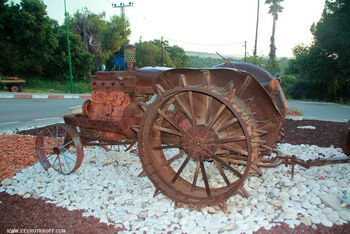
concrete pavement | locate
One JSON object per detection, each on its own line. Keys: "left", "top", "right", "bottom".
{"left": 0, "top": 92, "right": 349, "bottom": 123}
{"left": 0, "top": 92, "right": 91, "bottom": 99}
{"left": 288, "top": 100, "right": 350, "bottom": 122}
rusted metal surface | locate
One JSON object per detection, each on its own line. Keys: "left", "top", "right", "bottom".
{"left": 64, "top": 114, "right": 140, "bottom": 140}
{"left": 150, "top": 68, "right": 285, "bottom": 150}
{"left": 214, "top": 62, "right": 288, "bottom": 116}
{"left": 32, "top": 43, "right": 350, "bottom": 212}
{"left": 341, "top": 120, "right": 350, "bottom": 156}
{"left": 259, "top": 154, "right": 350, "bottom": 179}
{"left": 138, "top": 80, "right": 258, "bottom": 206}
{"left": 35, "top": 124, "right": 84, "bottom": 175}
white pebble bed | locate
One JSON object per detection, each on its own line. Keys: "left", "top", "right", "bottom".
{"left": 1, "top": 143, "right": 350, "bottom": 233}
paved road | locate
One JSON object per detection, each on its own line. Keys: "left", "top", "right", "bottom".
{"left": 0, "top": 98, "right": 349, "bottom": 133}
{"left": 288, "top": 100, "right": 350, "bottom": 122}
{"left": 0, "top": 99, "right": 85, "bottom": 133}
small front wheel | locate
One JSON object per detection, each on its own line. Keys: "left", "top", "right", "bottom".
{"left": 35, "top": 124, "right": 84, "bottom": 175}
{"left": 10, "top": 85, "right": 20, "bottom": 92}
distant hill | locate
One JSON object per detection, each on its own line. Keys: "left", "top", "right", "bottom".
{"left": 185, "top": 51, "right": 220, "bottom": 58}
{"left": 186, "top": 51, "right": 243, "bottom": 68}
{"left": 186, "top": 51, "right": 242, "bottom": 60}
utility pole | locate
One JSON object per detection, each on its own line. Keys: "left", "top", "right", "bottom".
{"left": 112, "top": 2, "right": 134, "bottom": 17}
{"left": 253, "top": 0, "right": 260, "bottom": 60}
{"left": 244, "top": 41, "right": 247, "bottom": 62}
{"left": 64, "top": 0, "right": 74, "bottom": 93}
{"left": 161, "top": 36, "right": 164, "bottom": 67}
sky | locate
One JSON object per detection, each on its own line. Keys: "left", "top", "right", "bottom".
{"left": 13, "top": 0, "right": 326, "bottom": 58}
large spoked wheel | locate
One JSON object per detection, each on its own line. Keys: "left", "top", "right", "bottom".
{"left": 138, "top": 80, "right": 260, "bottom": 206}
{"left": 35, "top": 124, "right": 84, "bottom": 175}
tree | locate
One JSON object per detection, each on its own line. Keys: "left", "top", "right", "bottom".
{"left": 135, "top": 41, "right": 172, "bottom": 67}
{"left": 164, "top": 44, "right": 189, "bottom": 68}
{"left": 45, "top": 23, "right": 94, "bottom": 80}
{"left": 0, "top": 0, "right": 58, "bottom": 76}
{"left": 135, "top": 40, "right": 189, "bottom": 68}
{"left": 72, "top": 9, "right": 131, "bottom": 71}
{"left": 285, "top": 0, "right": 350, "bottom": 102}
{"left": 265, "top": 0, "right": 284, "bottom": 60}
{"left": 253, "top": 0, "right": 260, "bottom": 58}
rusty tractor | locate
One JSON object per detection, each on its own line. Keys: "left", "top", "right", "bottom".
{"left": 35, "top": 45, "right": 350, "bottom": 211}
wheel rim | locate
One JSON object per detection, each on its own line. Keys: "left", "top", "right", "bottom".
{"left": 139, "top": 85, "right": 258, "bottom": 205}
{"left": 35, "top": 124, "right": 84, "bottom": 175}
{"left": 11, "top": 86, "right": 19, "bottom": 92}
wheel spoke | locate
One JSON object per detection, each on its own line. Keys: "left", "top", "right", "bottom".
{"left": 153, "top": 144, "right": 183, "bottom": 150}
{"left": 214, "top": 160, "right": 230, "bottom": 186}
{"left": 207, "top": 104, "right": 226, "bottom": 130}
{"left": 211, "top": 155, "right": 243, "bottom": 178}
{"left": 206, "top": 135, "right": 246, "bottom": 144}
{"left": 220, "top": 144, "right": 248, "bottom": 156}
{"left": 40, "top": 146, "right": 55, "bottom": 150}
{"left": 65, "top": 148, "right": 76, "bottom": 154}
{"left": 61, "top": 152, "right": 76, "bottom": 163}
{"left": 205, "top": 96, "right": 212, "bottom": 125}
{"left": 46, "top": 128, "right": 55, "bottom": 139}
{"left": 167, "top": 151, "right": 185, "bottom": 164}
{"left": 44, "top": 153, "right": 56, "bottom": 160}
{"left": 57, "top": 155, "right": 63, "bottom": 172}
{"left": 188, "top": 91, "right": 196, "bottom": 125}
{"left": 221, "top": 154, "right": 248, "bottom": 161}
{"left": 153, "top": 125, "right": 183, "bottom": 136}
{"left": 52, "top": 156, "right": 58, "bottom": 168}
{"left": 171, "top": 155, "right": 190, "bottom": 183}
{"left": 200, "top": 161, "right": 211, "bottom": 196}
{"left": 174, "top": 94, "right": 193, "bottom": 125}
{"left": 171, "top": 109, "right": 178, "bottom": 120}
{"left": 191, "top": 161, "right": 200, "bottom": 191}
{"left": 62, "top": 153, "right": 71, "bottom": 172}
{"left": 55, "top": 125, "right": 59, "bottom": 142}
{"left": 158, "top": 108, "right": 184, "bottom": 134}
{"left": 59, "top": 140, "right": 74, "bottom": 149}
{"left": 217, "top": 118, "right": 238, "bottom": 133}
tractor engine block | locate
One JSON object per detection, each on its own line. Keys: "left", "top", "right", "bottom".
{"left": 82, "top": 45, "right": 139, "bottom": 139}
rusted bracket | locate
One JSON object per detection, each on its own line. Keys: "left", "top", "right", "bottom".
{"left": 259, "top": 155, "right": 350, "bottom": 179}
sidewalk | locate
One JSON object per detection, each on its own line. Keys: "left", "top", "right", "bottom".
{"left": 0, "top": 92, "right": 91, "bottom": 99}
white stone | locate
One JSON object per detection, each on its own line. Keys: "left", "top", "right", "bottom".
{"left": 280, "top": 191, "right": 290, "bottom": 201}
{"left": 339, "top": 211, "right": 350, "bottom": 221}
{"left": 242, "top": 207, "right": 251, "bottom": 217}
{"left": 18, "top": 190, "right": 26, "bottom": 196}
{"left": 326, "top": 211, "right": 339, "bottom": 223}
{"left": 297, "top": 126, "right": 316, "bottom": 130}
{"left": 1, "top": 179, "right": 12, "bottom": 186}
{"left": 322, "top": 207, "right": 333, "bottom": 214}
{"left": 320, "top": 216, "right": 333, "bottom": 227}
{"left": 219, "top": 223, "right": 236, "bottom": 232}
{"left": 284, "top": 209, "right": 298, "bottom": 219}
{"left": 300, "top": 216, "right": 312, "bottom": 226}
{"left": 311, "top": 216, "right": 321, "bottom": 224}
{"left": 310, "top": 197, "right": 321, "bottom": 205}
{"left": 283, "top": 180, "right": 294, "bottom": 187}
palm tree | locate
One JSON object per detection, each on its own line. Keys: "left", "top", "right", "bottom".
{"left": 265, "top": 0, "right": 284, "bottom": 60}
{"left": 253, "top": 0, "right": 260, "bottom": 59}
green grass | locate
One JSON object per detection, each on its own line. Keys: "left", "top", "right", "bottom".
{"left": 4, "top": 77, "right": 92, "bottom": 94}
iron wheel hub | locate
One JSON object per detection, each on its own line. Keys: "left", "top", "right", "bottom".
{"left": 182, "top": 125, "right": 217, "bottom": 161}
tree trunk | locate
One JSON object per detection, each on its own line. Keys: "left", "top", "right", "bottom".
{"left": 253, "top": 0, "right": 260, "bottom": 59}
{"left": 269, "top": 14, "right": 277, "bottom": 60}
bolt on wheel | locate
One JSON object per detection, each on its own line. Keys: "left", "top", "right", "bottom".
{"left": 138, "top": 81, "right": 260, "bottom": 206}
{"left": 35, "top": 124, "right": 84, "bottom": 175}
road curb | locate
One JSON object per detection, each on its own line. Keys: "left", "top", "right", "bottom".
{"left": 0, "top": 93, "right": 91, "bottom": 99}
